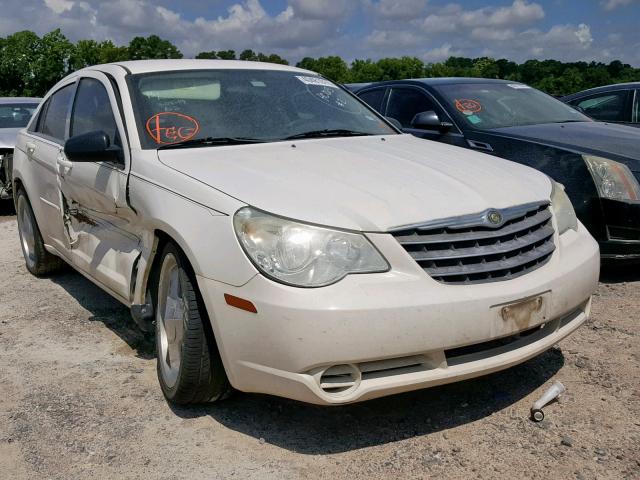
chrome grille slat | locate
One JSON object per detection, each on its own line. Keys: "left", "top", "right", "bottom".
{"left": 394, "top": 209, "right": 552, "bottom": 245}
{"left": 424, "top": 241, "right": 555, "bottom": 277}
{"left": 409, "top": 226, "right": 554, "bottom": 261}
{"left": 391, "top": 203, "right": 555, "bottom": 285}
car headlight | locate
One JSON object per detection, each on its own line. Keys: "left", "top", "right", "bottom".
{"left": 233, "top": 207, "right": 389, "bottom": 287}
{"left": 583, "top": 155, "right": 640, "bottom": 202}
{"left": 551, "top": 181, "right": 578, "bottom": 234}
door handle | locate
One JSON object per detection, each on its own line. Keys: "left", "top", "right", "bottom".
{"left": 26, "top": 142, "right": 36, "bottom": 156}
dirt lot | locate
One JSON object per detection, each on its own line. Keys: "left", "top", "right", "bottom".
{"left": 0, "top": 208, "right": 638, "bottom": 480}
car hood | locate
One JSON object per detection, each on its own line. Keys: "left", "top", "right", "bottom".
{"left": 157, "top": 134, "right": 551, "bottom": 231}
{"left": 0, "top": 128, "right": 20, "bottom": 149}
{"left": 488, "top": 122, "right": 640, "bottom": 169}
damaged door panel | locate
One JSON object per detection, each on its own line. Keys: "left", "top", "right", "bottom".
{"left": 56, "top": 73, "right": 140, "bottom": 303}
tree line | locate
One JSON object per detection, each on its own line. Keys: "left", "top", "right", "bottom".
{"left": 1, "top": 29, "right": 638, "bottom": 97}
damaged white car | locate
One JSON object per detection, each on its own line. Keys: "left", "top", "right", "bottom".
{"left": 0, "top": 97, "right": 40, "bottom": 201}
{"left": 13, "top": 60, "right": 599, "bottom": 405}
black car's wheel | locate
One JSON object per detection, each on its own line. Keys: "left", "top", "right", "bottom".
{"left": 154, "top": 242, "right": 232, "bottom": 404}
{"left": 15, "top": 189, "right": 63, "bottom": 276}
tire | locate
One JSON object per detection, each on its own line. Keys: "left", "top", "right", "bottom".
{"left": 15, "top": 189, "right": 64, "bottom": 276}
{"left": 154, "top": 242, "right": 232, "bottom": 404}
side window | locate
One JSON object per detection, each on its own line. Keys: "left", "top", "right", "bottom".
{"left": 386, "top": 88, "right": 437, "bottom": 128}
{"left": 39, "top": 84, "right": 74, "bottom": 141}
{"left": 633, "top": 91, "right": 639, "bottom": 123}
{"left": 70, "top": 78, "right": 119, "bottom": 146}
{"left": 575, "top": 91, "right": 629, "bottom": 122}
{"left": 29, "top": 99, "right": 50, "bottom": 133}
{"left": 358, "top": 88, "right": 386, "bottom": 113}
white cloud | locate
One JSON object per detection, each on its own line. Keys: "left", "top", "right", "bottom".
{"left": 44, "top": 0, "right": 74, "bottom": 14}
{"left": 601, "top": 0, "right": 635, "bottom": 11}
{"left": 422, "top": 43, "right": 461, "bottom": 62}
{"left": 369, "top": 0, "right": 429, "bottom": 20}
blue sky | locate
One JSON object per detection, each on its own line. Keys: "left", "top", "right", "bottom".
{"left": 1, "top": 0, "right": 639, "bottom": 65}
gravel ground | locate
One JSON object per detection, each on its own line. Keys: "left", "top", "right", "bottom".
{"left": 1, "top": 208, "right": 639, "bottom": 480}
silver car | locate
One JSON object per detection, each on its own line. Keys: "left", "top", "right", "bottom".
{"left": 0, "top": 97, "right": 40, "bottom": 200}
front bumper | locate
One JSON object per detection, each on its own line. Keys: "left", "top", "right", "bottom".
{"left": 198, "top": 223, "right": 599, "bottom": 405}
{"left": 599, "top": 198, "right": 640, "bottom": 262}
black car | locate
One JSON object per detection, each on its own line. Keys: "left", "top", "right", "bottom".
{"left": 562, "top": 82, "right": 639, "bottom": 127}
{"left": 347, "top": 78, "right": 640, "bottom": 262}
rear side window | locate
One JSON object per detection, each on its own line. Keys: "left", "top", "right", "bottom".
{"left": 633, "top": 91, "right": 639, "bottom": 123}
{"left": 71, "top": 78, "right": 119, "bottom": 145}
{"left": 386, "top": 88, "right": 437, "bottom": 128}
{"left": 574, "top": 91, "right": 629, "bottom": 122}
{"left": 38, "top": 84, "right": 74, "bottom": 141}
{"left": 358, "top": 88, "right": 386, "bottom": 113}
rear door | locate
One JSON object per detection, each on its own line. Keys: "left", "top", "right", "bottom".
{"left": 571, "top": 90, "right": 632, "bottom": 124}
{"left": 23, "top": 81, "right": 76, "bottom": 251}
{"left": 57, "top": 72, "right": 140, "bottom": 303}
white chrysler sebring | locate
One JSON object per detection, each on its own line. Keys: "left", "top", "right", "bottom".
{"left": 12, "top": 60, "right": 599, "bottom": 405}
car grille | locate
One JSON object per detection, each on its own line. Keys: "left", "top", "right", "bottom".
{"left": 390, "top": 203, "right": 555, "bottom": 285}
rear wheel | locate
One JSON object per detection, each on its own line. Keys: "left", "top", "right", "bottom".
{"left": 16, "top": 189, "right": 63, "bottom": 276}
{"left": 154, "top": 242, "right": 231, "bottom": 404}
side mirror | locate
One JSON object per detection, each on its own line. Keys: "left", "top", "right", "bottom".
{"left": 64, "top": 130, "right": 122, "bottom": 163}
{"left": 411, "top": 110, "right": 453, "bottom": 133}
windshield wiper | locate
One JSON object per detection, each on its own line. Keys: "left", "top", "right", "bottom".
{"left": 283, "top": 129, "right": 372, "bottom": 140}
{"left": 158, "top": 137, "right": 267, "bottom": 150}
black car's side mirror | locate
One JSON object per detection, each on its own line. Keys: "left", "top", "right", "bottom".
{"left": 411, "top": 111, "right": 453, "bottom": 133}
{"left": 64, "top": 130, "right": 123, "bottom": 164}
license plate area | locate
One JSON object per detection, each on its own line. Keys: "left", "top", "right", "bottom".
{"left": 495, "top": 293, "right": 550, "bottom": 332}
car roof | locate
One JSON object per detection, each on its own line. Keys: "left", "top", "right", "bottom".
{"left": 348, "top": 77, "right": 522, "bottom": 91}
{"left": 0, "top": 97, "right": 41, "bottom": 104}
{"left": 94, "top": 59, "right": 313, "bottom": 76}
{"left": 561, "top": 82, "right": 640, "bottom": 101}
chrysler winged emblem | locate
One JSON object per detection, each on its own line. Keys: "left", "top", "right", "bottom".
{"left": 487, "top": 210, "right": 503, "bottom": 226}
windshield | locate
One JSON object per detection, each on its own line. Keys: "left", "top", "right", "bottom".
{"left": 435, "top": 83, "right": 590, "bottom": 130}
{"left": 0, "top": 103, "right": 39, "bottom": 129}
{"left": 128, "top": 69, "right": 395, "bottom": 148}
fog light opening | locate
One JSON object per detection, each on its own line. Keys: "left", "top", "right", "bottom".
{"left": 318, "top": 364, "right": 361, "bottom": 396}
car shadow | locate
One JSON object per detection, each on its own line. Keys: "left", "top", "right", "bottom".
{"left": 49, "top": 270, "right": 155, "bottom": 359}
{"left": 170, "top": 347, "right": 565, "bottom": 455}
{"left": 600, "top": 263, "right": 640, "bottom": 284}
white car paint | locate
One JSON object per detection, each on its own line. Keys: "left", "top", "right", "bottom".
{"left": 12, "top": 60, "right": 599, "bottom": 405}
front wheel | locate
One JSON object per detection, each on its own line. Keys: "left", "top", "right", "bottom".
{"left": 15, "top": 189, "right": 63, "bottom": 276}
{"left": 154, "top": 242, "right": 232, "bottom": 404}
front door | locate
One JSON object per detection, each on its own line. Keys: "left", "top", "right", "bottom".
{"left": 57, "top": 73, "right": 140, "bottom": 303}
{"left": 385, "top": 86, "right": 467, "bottom": 147}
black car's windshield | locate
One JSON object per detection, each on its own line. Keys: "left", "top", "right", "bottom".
{"left": 0, "top": 103, "right": 39, "bottom": 129}
{"left": 128, "top": 69, "right": 395, "bottom": 149}
{"left": 435, "top": 83, "right": 590, "bottom": 130}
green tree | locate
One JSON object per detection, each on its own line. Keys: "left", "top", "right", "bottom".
{"left": 350, "top": 59, "right": 384, "bottom": 82}
{"left": 376, "top": 56, "right": 425, "bottom": 80}
{"left": 296, "top": 56, "right": 350, "bottom": 83}
{"left": 70, "top": 39, "right": 129, "bottom": 70}
{"left": 216, "top": 50, "right": 236, "bottom": 60}
{"left": 127, "top": 35, "right": 182, "bottom": 60}
{"left": 195, "top": 50, "right": 218, "bottom": 59}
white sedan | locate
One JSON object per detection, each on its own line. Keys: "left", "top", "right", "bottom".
{"left": 12, "top": 60, "right": 599, "bottom": 405}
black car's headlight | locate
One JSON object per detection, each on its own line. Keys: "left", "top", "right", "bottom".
{"left": 234, "top": 207, "right": 389, "bottom": 287}
{"left": 583, "top": 155, "right": 640, "bottom": 202}
{"left": 551, "top": 181, "right": 578, "bottom": 234}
